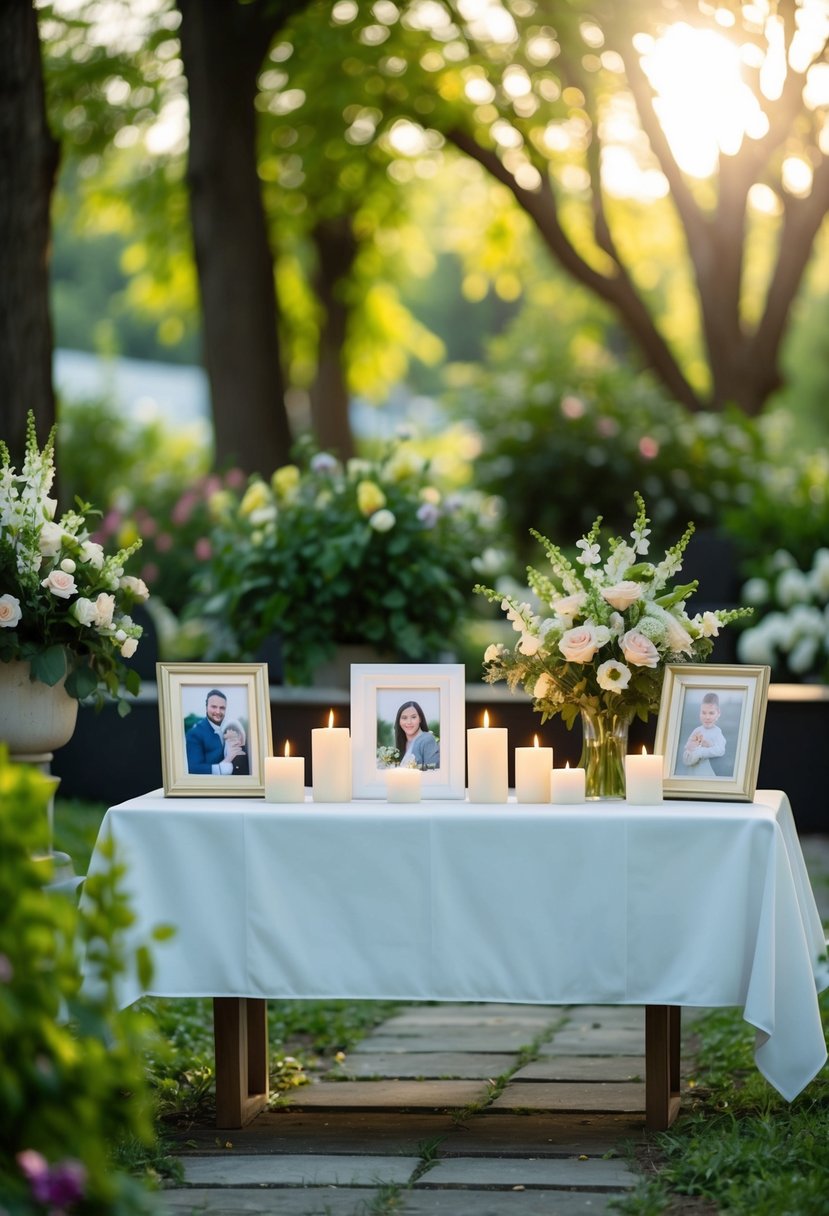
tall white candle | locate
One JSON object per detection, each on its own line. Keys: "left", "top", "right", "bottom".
{"left": 515, "top": 735, "right": 553, "bottom": 803}
{"left": 551, "top": 762, "right": 586, "bottom": 805}
{"left": 385, "top": 766, "right": 422, "bottom": 803}
{"left": 265, "top": 740, "right": 305, "bottom": 803}
{"left": 312, "top": 710, "right": 351, "bottom": 802}
{"left": 467, "top": 710, "right": 508, "bottom": 803}
{"left": 625, "top": 746, "right": 663, "bottom": 804}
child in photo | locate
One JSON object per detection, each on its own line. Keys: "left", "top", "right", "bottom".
{"left": 675, "top": 692, "right": 726, "bottom": 777}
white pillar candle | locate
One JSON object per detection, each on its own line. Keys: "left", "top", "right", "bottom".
{"left": 312, "top": 710, "right": 352, "bottom": 802}
{"left": 265, "top": 741, "right": 305, "bottom": 803}
{"left": 515, "top": 735, "right": 553, "bottom": 804}
{"left": 551, "top": 762, "right": 586, "bottom": 805}
{"left": 385, "top": 766, "right": 422, "bottom": 803}
{"left": 625, "top": 747, "right": 664, "bottom": 804}
{"left": 467, "top": 710, "right": 508, "bottom": 803}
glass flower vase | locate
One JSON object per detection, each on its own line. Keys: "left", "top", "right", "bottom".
{"left": 578, "top": 707, "right": 632, "bottom": 800}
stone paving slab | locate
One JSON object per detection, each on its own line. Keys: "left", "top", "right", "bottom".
{"left": 167, "top": 1111, "right": 457, "bottom": 1155}
{"left": 555, "top": 1007, "right": 644, "bottom": 1029}
{"left": 179, "top": 1153, "right": 420, "bottom": 1187}
{"left": 513, "top": 1057, "right": 644, "bottom": 1083}
{"left": 399, "top": 1190, "right": 624, "bottom": 1215}
{"left": 441, "top": 1112, "right": 642, "bottom": 1157}
{"left": 538, "top": 1029, "right": 644, "bottom": 1057}
{"left": 159, "top": 1185, "right": 387, "bottom": 1215}
{"left": 329, "top": 1052, "right": 518, "bottom": 1079}
{"left": 381, "top": 1007, "right": 564, "bottom": 1029}
{"left": 414, "top": 1156, "right": 637, "bottom": 1190}
{"left": 283, "top": 1080, "right": 488, "bottom": 1109}
{"left": 356, "top": 1032, "right": 546, "bottom": 1053}
{"left": 490, "top": 1082, "right": 644, "bottom": 1114}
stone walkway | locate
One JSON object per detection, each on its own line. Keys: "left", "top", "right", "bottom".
{"left": 158, "top": 837, "right": 829, "bottom": 1216}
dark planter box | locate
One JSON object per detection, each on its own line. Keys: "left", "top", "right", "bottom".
{"left": 52, "top": 683, "right": 829, "bottom": 834}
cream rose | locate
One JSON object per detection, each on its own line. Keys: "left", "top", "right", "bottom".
{"left": 119, "top": 575, "right": 150, "bottom": 601}
{"left": 600, "top": 581, "right": 642, "bottom": 611}
{"left": 620, "top": 629, "right": 660, "bottom": 668}
{"left": 0, "top": 594, "right": 22, "bottom": 627}
{"left": 93, "top": 592, "right": 116, "bottom": 628}
{"left": 71, "top": 597, "right": 98, "bottom": 627}
{"left": 558, "top": 622, "right": 608, "bottom": 663}
{"left": 41, "top": 569, "right": 77, "bottom": 599}
{"left": 120, "top": 637, "right": 139, "bottom": 658}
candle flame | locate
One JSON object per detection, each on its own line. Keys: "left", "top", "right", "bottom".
{"left": 564, "top": 761, "right": 570, "bottom": 770}
{"left": 284, "top": 740, "right": 291, "bottom": 757}
{"left": 483, "top": 709, "right": 490, "bottom": 728}
{"left": 328, "top": 709, "right": 335, "bottom": 728}
{"left": 642, "top": 745, "right": 648, "bottom": 756}
{"left": 533, "top": 734, "right": 539, "bottom": 748}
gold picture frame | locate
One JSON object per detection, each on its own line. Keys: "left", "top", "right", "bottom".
{"left": 654, "top": 664, "right": 770, "bottom": 801}
{"left": 157, "top": 663, "right": 272, "bottom": 797}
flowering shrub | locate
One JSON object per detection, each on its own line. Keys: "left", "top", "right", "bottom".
{"left": 0, "top": 414, "right": 148, "bottom": 707}
{"left": 191, "top": 437, "right": 498, "bottom": 684}
{"left": 476, "top": 494, "right": 751, "bottom": 727}
{"left": 737, "top": 549, "right": 829, "bottom": 681}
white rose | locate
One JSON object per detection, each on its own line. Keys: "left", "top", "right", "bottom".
{"left": 0, "top": 594, "right": 22, "bottom": 628}
{"left": 620, "top": 629, "right": 660, "bottom": 668}
{"left": 120, "top": 574, "right": 150, "bottom": 601}
{"left": 80, "top": 541, "right": 105, "bottom": 570}
{"left": 120, "top": 637, "right": 139, "bottom": 658}
{"left": 94, "top": 592, "right": 116, "bottom": 628}
{"left": 600, "top": 581, "right": 642, "bottom": 611}
{"left": 553, "top": 592, "right": 587, "bottom": 620}
{"left": 38, "top": 520, "right": 64, "bottom": 557}
{"left": 41, "top": 569, "right": 77, "bottom": 599}
{"left": 71, "top": 598, "right": 98, "bottom": 627}
{"left": 369, "top": 509, "right": 396, "bottom": 532}
{"left": 559, "top": 622, "right": 608, "bottom": 664}
{"left": 518, "top": 633, "right": 541, "bottom": 656}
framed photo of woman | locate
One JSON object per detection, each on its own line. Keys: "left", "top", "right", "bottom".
{"left": 350, "top": 664, "right": 465, "bottom": 799}
{"left": 157, "top": 662, "right": 272, "bottom": 797}
{"left": 653, "top": 664, "right": 770, "bottom": 801}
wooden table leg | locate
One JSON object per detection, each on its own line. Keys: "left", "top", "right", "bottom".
{"left": 645, "top": 1005, "right": 681, "bottom": 1130}
{"left": 213, "top": 997, "right": 269, "bottom": 1128}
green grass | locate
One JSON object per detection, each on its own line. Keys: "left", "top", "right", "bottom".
{"left": 614, "top": 987, "right": 829, "bottom": 1216}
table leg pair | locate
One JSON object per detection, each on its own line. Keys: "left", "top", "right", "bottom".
{"left": 212, "top": 999, "right": 682, "bottom": 1131}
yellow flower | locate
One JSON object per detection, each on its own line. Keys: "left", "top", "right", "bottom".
{"left": 117, "top": 520, "right": 140, "bottom": 548}
{"left": 208, "top": 489, "right": 234, "bottom": 522}
{"left": 239, "top": 480, "right": 272, "bottom": 517}
{"left": 384, "top": 447, "right": 424, "bottom": 482}
{"left": 356, "top": 480, "right": 386, "bottom": 516}
{"left": 420, "top": 485, "right": 441, "bottom": 505}
{"left": 271, "top": 464, "right": 300, "bottom": 501}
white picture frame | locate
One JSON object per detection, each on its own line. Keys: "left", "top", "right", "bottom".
{"left": 653, "top": 663, "right": 770, "bottom": 802}
{"left": 350, "top": 663, "right": 466, "bottom": 799}
{"left": 157, "top": 662, "right": 273, "bottom": 797}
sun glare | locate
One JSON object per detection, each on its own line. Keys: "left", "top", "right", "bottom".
{"left": 640, "top": 23, "right": 768, "bottom": 177}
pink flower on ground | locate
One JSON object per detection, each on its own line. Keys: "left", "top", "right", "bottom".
{"left": 155, "top": 532, "right": 173, "bottom": 553}
{"left": 638, "top": 436, "right": 660, "bottom": 459}
{"left": 194, "top": 537, "right": 212, "bottom": 561}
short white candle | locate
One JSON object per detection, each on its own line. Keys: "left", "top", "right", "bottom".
{"left": 515, "top": 735, "right": 553, "bottom": 803}
{"left": 551, "top": 762, "right": 586, "bottom": 805}
{"left": 467, "top": 710, "right": 508, "bottom": 803}
{"left": 265, "top": 741, "right": 305, "bottom": 803}
{"left": 312, "top": 710, "right": 351, "bottom": 802}
{"left": 625, "top": 746, "right": 663, "bottom": 804}
{"left": 385, "top": 766, "right": 422, "bottom": 803}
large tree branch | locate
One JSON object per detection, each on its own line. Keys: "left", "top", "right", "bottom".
{"left": 446, "top": 126, "right": 702, "bottom": 410}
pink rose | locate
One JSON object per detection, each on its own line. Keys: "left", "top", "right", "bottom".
{"left": 41, "top": 569, "right": 77, "bottom": 599}
{"left": 559, "top": 623, "right": 607, "bottom": 663}
{"left": 600, "top": 581, "right": 642, "bottom": 611}
{"left": 620, "top": 629, "right": 660, "bottom": 668}
{"left": 0, "top": 594, "right": 21, "bottom": 627}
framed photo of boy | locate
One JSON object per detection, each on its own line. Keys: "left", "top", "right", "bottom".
{"left": 157, "top": 662, "right": 273, "bottom": 797}
{"left": 351, "top": 663, "right": 465, "bottom": 799}
{"left": 654, "top": 664, "right": 771, "bottom": 802}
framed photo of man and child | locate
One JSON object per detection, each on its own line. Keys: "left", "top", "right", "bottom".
{"left": 157, "top": 663, "right": 273, "bottom": 796}
{"left": 654, "top": 664, "right": 770, "bottom": 801}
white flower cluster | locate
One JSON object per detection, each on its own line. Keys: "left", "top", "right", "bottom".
{"left": 477, "top": 494, "right": 748, "bottom": 723}
{"left": 0, "top": 414, "right": 148, "bottom": 700}
{"left": 738, "top": 549, "right": 829, "bottom": 678}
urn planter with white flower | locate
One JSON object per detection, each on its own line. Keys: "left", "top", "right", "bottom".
{"left": 0, "top": 414, "right": 148, "bottom": 763}
{"left": 476, "top": 494, "right": 750, "bottom": 799}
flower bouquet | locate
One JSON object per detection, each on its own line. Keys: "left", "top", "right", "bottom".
{"left": 475, "top": 494, "right": 750, "bottom": 797}
{"left": 0, "top": 414, "right": 148, "bottom": 709}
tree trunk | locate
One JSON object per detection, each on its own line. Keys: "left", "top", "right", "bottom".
{"left": 308, "top": 216, "right": 357, "bottom": 460}
{"left": 0, "top": 0, "right": 59, "bottom": 462}
{"left": 178, "top": 0, "right": 292, "bottom": 477}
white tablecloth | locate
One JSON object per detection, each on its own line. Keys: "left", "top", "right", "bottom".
{"left": 82, "top": 789, "right": 828, "bottom": 1102}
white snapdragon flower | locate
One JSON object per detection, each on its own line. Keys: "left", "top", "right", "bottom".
{"left": 575, "top": 537, "right": 601, "bottom": 566}
{"left": 596, "top": 659, "right": 632, "bottom": 691}
{"left": 518, "top": 633, "right": 542, "bottom": 656}
{"left": 484, "top": 643, "right": 507, "bottom": 663}
{"left": 38, "top": 520, "right": 64, "bottom": 557}
{"left": 695, "top": 611, "right": 721, "bottom": 638}
{"left": 80, "top": 541, "right": 105, "bottom": 570}
{"left": 0, "top": 593, "right": 22, "bottom": 628}
{"left": 552, "top": 592, "right": 587, "bottom": 620}
{"left": 119, "top": 575, "right": 150, "bottom": 601}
